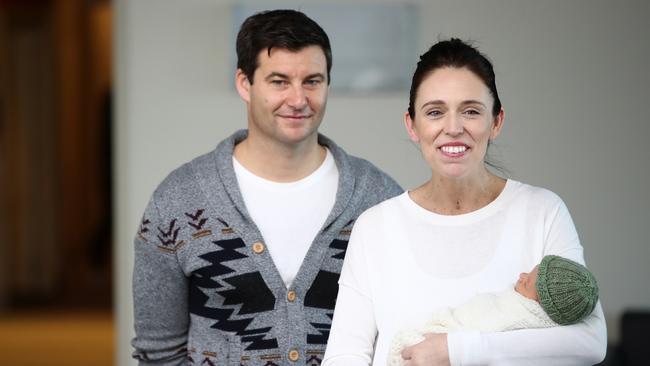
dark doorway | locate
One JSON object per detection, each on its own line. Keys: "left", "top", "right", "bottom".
{"left": 0, "top": 0, "right": 113, "bottom": 314}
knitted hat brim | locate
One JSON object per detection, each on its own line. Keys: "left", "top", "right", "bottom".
{"left": 536, "top": 255, "right": 566, "bottom": 324}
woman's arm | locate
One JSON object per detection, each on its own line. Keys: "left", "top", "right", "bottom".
{"left": 446, "top": 192, "right": 607, "bottom": 365}
{"left": 323, "top": 213, "right": 379, "bottom": 366}
{"left": 446, "top": 303, "right": 606, "bottom": 365}
{"left": 322, "top": 284, "right": 378, "bottom": 366}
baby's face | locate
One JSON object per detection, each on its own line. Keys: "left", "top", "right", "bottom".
{"left": 515, "top": 265, "right": 540, "bottom": 301}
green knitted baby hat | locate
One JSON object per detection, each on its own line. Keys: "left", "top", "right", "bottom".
{"left": 536, "top": 255, "right": 599, "bottom": 325}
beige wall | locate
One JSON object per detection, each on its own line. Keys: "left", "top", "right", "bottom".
{"left": 115, "top": 0, "right": 650, "bottom": 364}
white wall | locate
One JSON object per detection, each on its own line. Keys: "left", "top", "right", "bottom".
{"left": 115, "top": 0, "right": 650, "bottom": 364}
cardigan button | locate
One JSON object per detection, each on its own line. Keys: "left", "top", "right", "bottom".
{"left": 252, "top": 242, "right": 265, "bottom": 254}
{"left": 287, "top": 290, "right": 296, "bottom": 302}
{"left": 288, "top": 349, "right": 299, "bottom": 362}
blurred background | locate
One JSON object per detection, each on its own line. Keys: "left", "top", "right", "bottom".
{"left": 2, "top": 0, "right": 650, "bottom": 365}
{"left": 0, "top": 0, "right": 113, "bottom": 364}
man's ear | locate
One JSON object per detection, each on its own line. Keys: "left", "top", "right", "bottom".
{"left": 235, "top": 69, "right": 251, "bottom": 103}
{"left": 404, "top": 112, "right": 420, "bottom": 143}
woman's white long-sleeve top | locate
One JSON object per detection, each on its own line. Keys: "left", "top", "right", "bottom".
{"left": 322, "top": 180, "right": 607, "bottom": 366}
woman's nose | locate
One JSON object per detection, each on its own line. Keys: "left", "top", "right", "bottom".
{"left": 443, "top": 115, "right": 463, "bottom": 135}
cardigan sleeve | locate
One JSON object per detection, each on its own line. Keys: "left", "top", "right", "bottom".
{"left": 131, "top": 195, "right": 189, "bottom": 365}
{"left": 447, "top": 194, "right": 607, "bottom": 365}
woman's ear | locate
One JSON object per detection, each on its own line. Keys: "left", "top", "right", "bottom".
{"left": 404, "top": 112, "right": 420, "bottom": 143}
{"left": 235, "top": 69, "right": 251, "bottom": 103}
{"left": 490, "top": 108, "right": 505, "bottom": 140}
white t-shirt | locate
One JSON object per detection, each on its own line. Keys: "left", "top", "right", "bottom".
{"left": 323, "top": 180, "right": 606, "bottom": 366}
{"left": 233, "top": 149, "right": 338, "bottom": 288}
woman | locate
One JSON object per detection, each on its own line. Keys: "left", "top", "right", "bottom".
{"left": 322, "top": 39, "right": 606, "bottom": 366}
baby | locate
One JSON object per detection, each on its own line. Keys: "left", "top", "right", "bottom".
{"left": 387, "top": 255, "right": 599, "bottom": 366}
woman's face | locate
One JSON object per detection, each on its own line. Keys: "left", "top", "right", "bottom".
{"left": 404, "top": 67, "right": 504, "bottom": 180}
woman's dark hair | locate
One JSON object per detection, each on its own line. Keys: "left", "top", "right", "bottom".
{"left": 236, "top": 9, "right": 332, "bottom": 84}
{"left": 408, "top": 38, "right": 502, "bottom": 119}
{"left": 408, "top": 38, "right": 508, "bottom": 175}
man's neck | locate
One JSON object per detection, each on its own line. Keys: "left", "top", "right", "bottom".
{"left": 233, "top": 133, "right": 326, "bottom": 183}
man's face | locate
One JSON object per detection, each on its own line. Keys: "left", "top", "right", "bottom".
{"left": 236, "top": 45, "right": 329, "bottom": 147}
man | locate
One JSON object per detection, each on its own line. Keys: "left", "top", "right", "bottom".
{"left": 132, "top": 9, "right": 401, "bottom": 365}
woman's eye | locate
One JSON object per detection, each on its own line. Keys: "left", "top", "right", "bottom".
{"left": 464, "top": 109, "right": 481, "bottom": 116}
{"left": 426, "top": 110, "right": 443, "bottom": 117}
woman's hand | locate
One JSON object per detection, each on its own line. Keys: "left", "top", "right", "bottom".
{"left": 400, "top": 333, "right": 451, "bottom": 366}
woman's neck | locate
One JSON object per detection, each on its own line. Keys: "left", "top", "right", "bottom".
{"left": 410, "top": 170, "right": 506, "bottom": 215}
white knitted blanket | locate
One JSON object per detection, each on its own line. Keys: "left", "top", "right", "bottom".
{"left": 386, "top": 289, "right": 558, "bottom": 366}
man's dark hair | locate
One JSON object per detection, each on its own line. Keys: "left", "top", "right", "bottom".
{"left": 236, "top": 9, "right": 332, "bottom": 84}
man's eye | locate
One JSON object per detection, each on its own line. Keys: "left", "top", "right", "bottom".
{"left": 464, "top": 109, "right": 481, "bottom": 116}
{"left": 270, "top": 80, "right": 287, "bottom": 86}
{"left": 304, "top": 79, "right": 322, "bottom": 87}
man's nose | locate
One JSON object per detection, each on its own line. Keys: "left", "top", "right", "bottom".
{"left": 287, "top": 85, "right": 307, "bottom": 109}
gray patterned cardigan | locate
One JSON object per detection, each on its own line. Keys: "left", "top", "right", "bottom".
{"left": 132, "top": 130, "right": 402, "bottom": 366}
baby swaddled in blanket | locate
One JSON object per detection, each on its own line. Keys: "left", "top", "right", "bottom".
{"left": 387, "top": 255, "right": 599, "bottom": 366}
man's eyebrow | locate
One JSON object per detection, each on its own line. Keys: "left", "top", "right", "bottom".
{"left": 264, "top": 72, "right": 326, "bottom": 81}
{"left": 304, "top": 73, "right": 325, "bottom": 80}
{"left": 265, "top": 72, "right": 289, "bottom": 81}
